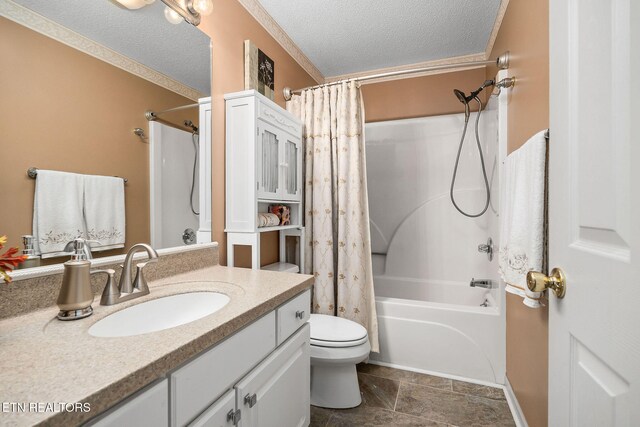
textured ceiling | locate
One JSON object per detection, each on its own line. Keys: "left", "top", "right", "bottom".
{"left": 12, "top": 0, "right": 211, "bottom": 95}
{"left": 257, "top": 0, "right": 501, "bottom": 77}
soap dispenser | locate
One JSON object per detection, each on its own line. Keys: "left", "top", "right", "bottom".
{"left": 56, "top": 238, "right": 113, "bottom": 320}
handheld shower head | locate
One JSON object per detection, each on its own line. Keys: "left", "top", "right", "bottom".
{"left": 453, "top": 80, "right": 496, "bottom": 105}
{"left": 184, "top": 120, "right": 198, "bottom": 134}
{"left": 454, "top": 89, "right": 468, "bottom": 104}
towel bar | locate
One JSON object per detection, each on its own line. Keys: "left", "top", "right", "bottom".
{"left": 27, "top": 167, "right": 128, "bottom": 183}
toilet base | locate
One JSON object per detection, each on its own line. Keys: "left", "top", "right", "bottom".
{"left": 310, "top": 363, "right": 362, "bottom": 409}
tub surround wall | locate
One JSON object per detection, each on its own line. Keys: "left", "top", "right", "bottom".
{"left": 0, "top": 244, "right": 219, "bottom": 320}
{"left": 366, "top": 112, "right": 500, "bottom": 284}
{"left": 486, "top": 0, "right": 550, "bottom": 425}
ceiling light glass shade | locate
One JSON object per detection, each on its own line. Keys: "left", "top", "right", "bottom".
{"left": 191, "top": 0, "right": 213, "bottom": 16}
{"left": 164, "top": 6, "right": 183, "bottom": 24}
{"left": 113, "top": 0, "right": 155, "bottom": 9}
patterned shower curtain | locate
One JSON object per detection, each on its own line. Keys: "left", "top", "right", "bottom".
{"left": 287, "top": 81, "right": 379, "bottom": 352}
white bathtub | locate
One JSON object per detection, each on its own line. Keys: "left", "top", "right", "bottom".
{"left": 371, "top": 275, "right": 506, "bottom": 385}
{"left": 365, "top": 86, "right": 508, "bottom": 386}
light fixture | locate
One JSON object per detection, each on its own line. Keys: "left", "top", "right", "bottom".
{"left": 159, "top": 0, "right": 213, "bottom": 26}
{"left": 164, "top": 5, "right": 183, "bottom": 24}
{"left": 191, "top": 0, "right": 213, "bottom": 16}
{"left": 112, "top": 0, "right": 155, "bottom": 10}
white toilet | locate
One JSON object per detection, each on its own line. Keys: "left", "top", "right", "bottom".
{"left": 309, "top": 314, "right": 371, "bottom": 409}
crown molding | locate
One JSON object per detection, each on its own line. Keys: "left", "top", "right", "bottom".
{"left": 0, "top": 0, "right": 203, "bottom": 101}
{"left": 237, "top": 0, "right": 508, "bottom": 88}
{"left": 324, "top": 52, "right": 488, "bottom": 86}
{"left": 236, "top": 0, "right": 324, "bottom": 84}
{"left": 485, "top": 0, "right": 510, "bottom": 58}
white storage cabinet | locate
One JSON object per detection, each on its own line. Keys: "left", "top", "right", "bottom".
{"left": 225, "top": 90, "right": 305, "bottom": 271}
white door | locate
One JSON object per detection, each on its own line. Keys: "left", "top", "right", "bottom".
{"left": 549, "top": 0, "right": 640, "bottom": 426}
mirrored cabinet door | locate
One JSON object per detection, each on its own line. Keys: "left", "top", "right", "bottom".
{"left": 257, "top": 122, "right": 281, "bottom": 200}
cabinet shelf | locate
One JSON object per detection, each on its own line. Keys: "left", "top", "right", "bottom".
{"left": 256, "top": 224, "right": 301, "bottom": 233}
{"left": 257, "top": 198, "right": 302, "bottom": 204}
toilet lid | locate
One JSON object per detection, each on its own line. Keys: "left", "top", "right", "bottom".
{"left": 309, "top": 314, "right": 368, "bottom": 348}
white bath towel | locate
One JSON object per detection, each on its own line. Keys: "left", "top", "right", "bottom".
{"left": 499, "top": 130, "right": 547, "bottom": 308}
{"left": 83, "top": 175, "right": 126, "bottom": 251}
{"left": 32, "top": 170, "right": 85, "bottom": 258}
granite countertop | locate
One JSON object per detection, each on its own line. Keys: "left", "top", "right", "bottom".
{"left": 0, "top": 265, "right": 313, "bottom": 426}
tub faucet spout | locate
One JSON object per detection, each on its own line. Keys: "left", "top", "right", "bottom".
{"left": 470, "top": 278, "right": 494, "bottom": 289}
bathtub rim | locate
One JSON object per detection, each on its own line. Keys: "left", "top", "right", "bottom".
{"left": 375, "top": 293, "right": 500, "bottom": 316}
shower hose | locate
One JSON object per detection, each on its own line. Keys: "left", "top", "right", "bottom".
{"left": 190, "top": 132, "right": 200, "bottom": 216}
{"left": 449, "top": 97, "right": 491, "bottom": 218}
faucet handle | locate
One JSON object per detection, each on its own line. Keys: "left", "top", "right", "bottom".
{"left": 132, "top": 262, "right": 153, "bottom": 295}
{"left": 92, "top": 269, "right": 118, "bottom": 306}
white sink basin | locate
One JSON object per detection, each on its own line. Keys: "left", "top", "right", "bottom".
{"left": 88, "top": 292, "right": 230, "bottom": 338}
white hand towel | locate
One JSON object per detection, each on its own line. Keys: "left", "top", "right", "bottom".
{"left": 32, "top": 170, "right": 85, "bottom": 258}
{"left": 499, "top": 130, "right": 547, "bottom": 308}
{"left": 83, "top": 175, "right": 125, "bottom": 251}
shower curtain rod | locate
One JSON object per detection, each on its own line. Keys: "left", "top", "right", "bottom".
{"left": 283, "top": 52, "right": 511, "bottom": 101}
{"left": 145, "top": 102, "right": 198, "bottom": 121}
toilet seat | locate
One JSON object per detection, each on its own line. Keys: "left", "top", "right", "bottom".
{"left": 310, "top": 336, "right": 369, "bottom": 348}
{"left": 309, "top": 314, "right": 368, "bottom": 348}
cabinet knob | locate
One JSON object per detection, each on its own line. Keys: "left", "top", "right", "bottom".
{"left": 227, "top": 409, "right": 241, "bottom": 425}
{"left": 295, "top": 310, "right": 305, "bottom": 319}
{"left": 244, "top": 393, "right": 258, "bottom": 408}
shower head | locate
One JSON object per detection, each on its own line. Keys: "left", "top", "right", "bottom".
{"left": 184, "top": 120, "right": 198, "bottom": 134}
{"left": 453, "top": 79, "right": 496, "bottom": 105}
{"left": 453, "top": 89, "right": 467, "bottom": 104}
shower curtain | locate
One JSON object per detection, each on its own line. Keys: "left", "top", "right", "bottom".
{"left": 287, "top": 81, "right": 379, "bottom": 352}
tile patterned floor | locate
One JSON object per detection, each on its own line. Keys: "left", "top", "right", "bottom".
{"left": 310, "top": 364, "right": 515, "bottom": 427}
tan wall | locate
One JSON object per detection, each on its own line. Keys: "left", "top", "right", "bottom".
{"left": 0, "top": 17, "right": 195, "bottom": 262}
{"left": 198, "top": 0, "right": 317, "bottom": 267}
{"left": 487, "top": 0, "right": 550, "bottom": 426}
{"left": 362, "top": 68, "right": 488, "bottom": 123}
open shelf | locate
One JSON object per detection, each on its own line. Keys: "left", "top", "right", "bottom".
{"left": 262, "top": 262, "right": 300, "bottom": 273}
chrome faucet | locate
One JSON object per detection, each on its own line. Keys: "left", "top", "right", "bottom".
{"left": 100, "top": 243, "right": 159, "bottom": 306}
{"left": 64, "top": 239, "right": 99, "bottom": 260}
{"left": 470, "top": 278, "right": 494, "bottom": 289}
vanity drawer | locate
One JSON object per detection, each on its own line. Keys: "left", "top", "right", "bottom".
{"left": 171, "top": 311, "right": 276, "bottom": 426}
{"left": 276, "top": 289, "right": 311, "bottom": 345}
{"left": 258, "top": 100, "right": 302, "bottom": 137}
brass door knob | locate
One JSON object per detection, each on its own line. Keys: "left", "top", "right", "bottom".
{"left": 526, "top": 268, "right": 567, "bottom": 298}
